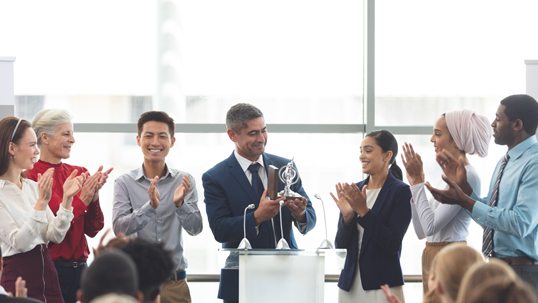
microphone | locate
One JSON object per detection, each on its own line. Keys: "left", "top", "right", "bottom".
{"left": 238, "top": 204, "right": 256, "bottom": 249}
{"left": 276, "top": 200, "right": 290, "bottom": 249}
{"left": 314, "top": 194, "right": 334, "bottom": 249}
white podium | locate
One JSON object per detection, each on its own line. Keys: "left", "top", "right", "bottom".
{"left": 220, "top": 248, "right": 346, "bottom": 303}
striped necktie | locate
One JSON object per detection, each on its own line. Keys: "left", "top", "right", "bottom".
{"left": 482, "top": 152, "right": 510, "bottom": 258}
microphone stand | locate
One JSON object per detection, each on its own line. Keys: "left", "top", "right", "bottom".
{"left": 238, "top": 204, "right": 255, "bottom": 249}
{"left": 314, "top": 194, "right": 334, "bottom": 249}
{"left": 276, "top": 200, "right": 290, "bottom": 249}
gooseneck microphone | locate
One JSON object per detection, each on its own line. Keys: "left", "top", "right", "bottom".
{"left": 314, "top": 194, "right": 334, "bottom": 249}
{"left": 238, "top": 204, "right": 256, "bottom": 249}
{"left": 276, "top": 200, "right": 290, "bottom": 249}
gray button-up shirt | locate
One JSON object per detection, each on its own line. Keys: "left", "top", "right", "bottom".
{"left": 112, "top": 165, "right": 203, "bottom": 271}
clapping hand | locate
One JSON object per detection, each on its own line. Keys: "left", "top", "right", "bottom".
{"left": 436, "top": 150, "right": 467, "bottom": 186}
{"left": 35, "top": 168, "right": 54, "bottom": 211}
{"left": 173, "top": 175, "right": 191, "bottom": 207}
{"left": 341, "top": 182, "right": 369, "bottom": 217}
{"left": 148, "top": 176, "right": 160, "bottom": 209}
{"left": 93, "top": 229, "right": 129, "bottom": 256}
{"left": 401, "top": 143, "right": 425, "bottom": 186}
{"left": 330, "top": 183, "right": 355, "bottom": 224}
{"left": 63, "top": 169, "right": 84, "bottom": 198}
{"left": 80, "top": 170, "right": 101, "bottom": 206}
{"left": 7, "top": 277, "right": 28, "bottom": 298}
{"left": 90, "top": 166, "right": 114, "bottom": 203}
{"left": 424, "top": 174, "right": 475, "bottom": 211}
{"left": 96, "top": 166, "right": 114, "bottom": 190}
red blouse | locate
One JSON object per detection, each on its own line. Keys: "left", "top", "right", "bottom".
{"left": 25, "top": 160, "right": 105, "bottom": 262}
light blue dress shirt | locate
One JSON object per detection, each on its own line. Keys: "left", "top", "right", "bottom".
{"left": 112, "top": 164, "right": 203, "bottom": 271}
{"left": 471, "top": 136, "right": 538, "bottom": 259}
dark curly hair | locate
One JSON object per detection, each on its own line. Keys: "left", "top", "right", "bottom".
{"left": 120, "top": 238, "right": 174, "bottom": 303}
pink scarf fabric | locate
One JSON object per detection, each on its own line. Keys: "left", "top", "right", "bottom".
{"left": 445, "top": 109, "right": 492, "bottom": 157}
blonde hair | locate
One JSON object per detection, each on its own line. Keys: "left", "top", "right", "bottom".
{"left": 456, "top": 259, "right": 518, "bottom": 303}
{"left": 424, "top": 253, "right": 440, "bottom": 303}
{"left": 467, "top": 276, "right": 538, "bottom": 303}
{"left": 32, "top": 109, "right": 73, "bottom": 147}
{"left": 434, "top": 243, "right": 483, "bottom": 302}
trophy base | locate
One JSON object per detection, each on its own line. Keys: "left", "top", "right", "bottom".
{"left": 277, "top": 190, "right": 302, "bottom": 200}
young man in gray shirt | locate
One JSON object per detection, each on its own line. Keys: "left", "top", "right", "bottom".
{"left": 113, "top": 111, "right": 202, "bottom": 303}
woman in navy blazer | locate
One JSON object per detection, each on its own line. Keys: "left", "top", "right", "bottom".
{"left": 332, "top": 130, "right": 412, "bottom": 302}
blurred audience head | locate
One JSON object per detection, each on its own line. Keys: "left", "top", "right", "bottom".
{"left": 423, "top": 253, "right": 440, "bottom": 303}
{"left": 77, "top": 250, "right": 141, "bottom": 303}
{"left": 90, "top": 294, "right": 139, "bottom": 303}
{"left": 467, "top": 276, "right": 538, "bottom": 303}
{"left": 456, "top": 258, "right": 517, "bottom": 303}
{"left": 434, "top": 243, "right": 483, "bottom": 303}
{"left": 120, "top": 238, "right": 174, "bottom": 303}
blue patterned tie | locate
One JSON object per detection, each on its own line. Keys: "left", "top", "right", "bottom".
{"left": 248, "top": 163, "right": 264, "bottom": 199}
{"left": 482, "top": 152, "right": 510, "bottom": 258}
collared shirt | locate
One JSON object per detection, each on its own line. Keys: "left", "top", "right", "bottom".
{"left": 0, "top": 179, "right": 73, "bottom": 257}
{"left": 471, "top": 136, "right": 538, "bottom": 259}
{"left": 112, "top": 164, "right": 203, "bottom": 271}
{"left": 234, "top": 151, "right": 267, "bottom": 188}
{"left": 233, "top": 150, "right": 306, "bottom": 234}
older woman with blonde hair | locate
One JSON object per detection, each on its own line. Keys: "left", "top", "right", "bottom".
{"left": 25, "top": 109, "right": 113, "bottom": 303}
{"left": 402, "top": 109, "right": 492, "bottom": 294}
{"left": 0, "top": 116, "right": 83, "bottom": 303}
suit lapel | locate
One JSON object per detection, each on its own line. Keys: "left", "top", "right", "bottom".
{"left": 359, "top": 173, "right": 396, "bottom": 257}
{"left": 227, "top": 152, "right": 260, "bottom": 205}
{"left": 369, "top": 173, "right": 395, "bottom": 215}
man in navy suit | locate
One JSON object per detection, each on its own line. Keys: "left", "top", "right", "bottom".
{"left": 202, "top": 103, "right": 316, "bottom": 303}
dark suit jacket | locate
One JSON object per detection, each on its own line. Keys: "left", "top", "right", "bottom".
{"left": 202, "top": 152, "right": 316, "bottom": 300}
{"left": 335, "top": 172, "right": 411, "bottom": 292}
{"left": 0, "top": 295, "right": 43, "bottom": 303}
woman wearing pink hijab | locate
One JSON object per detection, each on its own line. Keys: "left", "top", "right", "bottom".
{"left": 401, "top": 109, "right": 492, "bottom": 296}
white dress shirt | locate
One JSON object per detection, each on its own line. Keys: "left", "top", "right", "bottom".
{"left": 0, "top": 179, "right": 74, "bottom": 257}
{"left": 410, "top": 165, "right": 481, "bottom": 242}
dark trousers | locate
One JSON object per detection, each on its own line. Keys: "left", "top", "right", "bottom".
{"left": 511, "top": 264, "right": 538, "bottom": 294}
{"left": 55, "top": 264, "right": 87, "bottom": 303}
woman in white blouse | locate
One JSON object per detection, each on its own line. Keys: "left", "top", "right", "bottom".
{"left": 401, "top": 109, "right": 492, "bottom": 295}
{"left": 0, "top": 116, "right": 84, "bottom": 303}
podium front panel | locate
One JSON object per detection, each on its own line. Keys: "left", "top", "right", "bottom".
{"left": 238, "top": 251, "right": 324, "bottom": 303}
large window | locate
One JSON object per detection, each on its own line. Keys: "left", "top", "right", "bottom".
{"left": 3, "top": 0, "right": 538, "bottom": 302}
